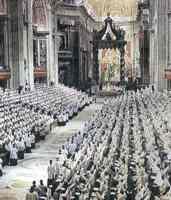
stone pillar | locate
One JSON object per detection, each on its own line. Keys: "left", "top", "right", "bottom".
{"left": 26, "top": 0, "right": 34, "bottom": 90}
{"left": 17, "top": 0, "right": 25, "bottom": 87}
{"left": 149, "top": 32, "right": 154, "bottom": 85}
{"left": 54, "top": 34, "right": 61, "bottom": 85}
{"left": 149, "top": 0, "right": 159, "bottom": 90}
{"left": 133, "top": 32, "right": 140, "bottom": 79}
{"left": 8, "top": 0, "right": 34, "bottom": 90}
{"left": 157, "top": 0, "right": 167, "bottom": 91}
{"left": 47, "top": 5, "right": 54, "bottom": 85}
{"left": 120, "top": 47, "right": 125, "bottom": 84}
{"left": 4, "top": 16, "right": 10, "bottom": 88}
{"left": 8, "top": 0, "right": 17, "bottom": 89}
{"left": 18, "top": 0, "right": 34, "bottom": 90}
{"left": 46, "top": 9, "right": 59, "bottom": 86}
{"left": 46, "top": 5, "right": 51, "bottom": 86}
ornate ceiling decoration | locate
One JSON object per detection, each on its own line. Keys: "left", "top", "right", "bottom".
{"left": 87, "top": 0, "right": 137, "bottom": 17}
{"left": 32, "top": 0, "right": 47, "bottom": 26}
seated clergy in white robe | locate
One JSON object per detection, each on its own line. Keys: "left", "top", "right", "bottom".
{"left": 30, "top": 134, "right": 36, "bottom": 149}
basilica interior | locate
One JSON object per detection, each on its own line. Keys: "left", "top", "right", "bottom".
{"left": 0, "top": 0, "right": 171, "bottom": 200}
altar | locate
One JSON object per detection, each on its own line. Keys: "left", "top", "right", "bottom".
{"left": 92, "top": 13, "right": 127, "bottom": 89}
{"left": 99, "top": 48, "right": 120, "bottom": 91}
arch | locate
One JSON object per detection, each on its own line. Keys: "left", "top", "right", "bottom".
{"left": 32, "top": 0, "right": 48, "bottom": 27}
{"left": 0, "top": 0, "right": 7, "bottom": 15}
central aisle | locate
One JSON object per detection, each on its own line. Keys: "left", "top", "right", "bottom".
{"left": 0, "top": 102, "right": 102, "bottom": 200}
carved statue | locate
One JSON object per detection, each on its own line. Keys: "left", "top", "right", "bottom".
{"left": 104, "top": 12, "right": 113, "bottom": 27}
{"left": 120, "top": 29, "right": 126, "bottom": 40}
{"left": 56, "top": 35, "right": 62, "bottom": 51}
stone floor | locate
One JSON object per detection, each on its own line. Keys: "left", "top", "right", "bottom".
{"left": 0, "top": 102, "right": 102, "bottom": 200}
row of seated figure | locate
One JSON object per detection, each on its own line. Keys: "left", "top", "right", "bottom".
{"left": 34, "top": 88, "right": 171, "bottom": 200}
{"left": 0, "top": 84, "right": 92, "bottom": 175}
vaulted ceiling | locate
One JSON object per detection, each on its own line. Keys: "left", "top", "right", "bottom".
{"left": 87, "top": 0, "right": 137, "bottom": 17}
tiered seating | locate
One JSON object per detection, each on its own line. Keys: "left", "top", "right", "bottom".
{"left": 0, "top": 89, "right": 52, "bottom": 167}
{"left": 22, "top": 84, "right": 91, "bottom": 125}
{"left": 0, "top": 84, "right": 92, "bottom": 171}
{"left": 42, "top": 88, "right": 171, "bottom": 200}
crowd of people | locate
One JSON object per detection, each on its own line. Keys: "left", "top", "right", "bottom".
{"left": 22, "top": 84, "right": 91, "bottom": 125}
{"left": 25, "top": 180, "right": 49, "bottom": 200}
{"left": 27, "top": 87, "right": 171, "bottom": 200}
{"left": 0, "top": 84, "right": 91, "bottom": 176}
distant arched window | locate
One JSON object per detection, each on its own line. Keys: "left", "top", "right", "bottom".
{"left": 32, "top": 0, "right": 47, "bottom": 27}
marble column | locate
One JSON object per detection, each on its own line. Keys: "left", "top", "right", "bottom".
{"left": 8, "top": 0, "right": 34, "bottom": 89}
{"left": 54, "top": 34, "right": 61, "bottom": 85}
{"left": 22, "top": 0, "right": 34, "bottom": 90}
{"left": 47, "top": 5, "right": 54, "bottom": 85}
{"left": 17, "top": 0, "right": 25, "bottom": 88}
{"left": 149, "top": 32, "right": 154, "bottom": 85}
{"left": 157, "top": 0, "right": 167, "bottom": 90}
{"left": 8, "top": 0, "right": 16, "bottom": 88}
{"left": 4, "top": 17, "right": 10, "bottom": 88}
{"left": 46, "top": 5, "right": 51, "bottom": 86}
{"left": 47, "top": 8, "right": 59, "bottom": 86}
{"left": 26, "top": 0, "right": 34, "bottom": 90}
